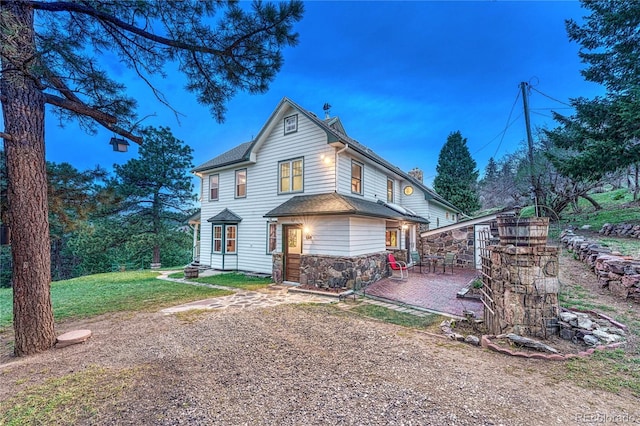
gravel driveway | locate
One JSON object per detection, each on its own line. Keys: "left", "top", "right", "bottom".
{"left": 2, "top": 302, "right": 637, "bottom": 425}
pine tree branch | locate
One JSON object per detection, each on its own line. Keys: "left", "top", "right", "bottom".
{"left": 29, "top": 1, "right": 227, "bottom": 56}
{"left": 42, "top": 73, "right": 144, "bottom": 143}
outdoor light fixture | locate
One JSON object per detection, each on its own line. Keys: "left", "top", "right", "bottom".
{"left": 304, "top": 227, "right": 313, "bottom": 240}
{"left": 110, "top": 137, "right": 130, "bottom": 152}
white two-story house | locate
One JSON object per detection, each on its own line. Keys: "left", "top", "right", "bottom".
{"left": 191, "top": 97, "right": 461, "bottom": 289}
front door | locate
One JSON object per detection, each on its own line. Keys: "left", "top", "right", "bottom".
{"left": 283, "top": 225, "right": 302, "bottom": 282}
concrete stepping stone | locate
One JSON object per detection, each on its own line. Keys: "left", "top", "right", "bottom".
{"left": 56, "top": 329, "right": 92, "bottom": 348}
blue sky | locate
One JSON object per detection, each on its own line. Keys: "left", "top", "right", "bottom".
{"left": 41, "top": 0, "right": 604, "bottom": 187}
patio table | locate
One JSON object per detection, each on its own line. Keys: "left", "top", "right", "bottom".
{"left": 423, "top": 255, "right": 444, "bottom": 273}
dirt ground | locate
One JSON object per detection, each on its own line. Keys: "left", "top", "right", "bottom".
{"left": 1, "top": 252, "right": 639, "bottom": 425}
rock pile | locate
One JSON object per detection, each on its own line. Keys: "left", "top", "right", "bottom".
{"left": 560, "top": 230, "right": 640, "bottom": 302}
{"left": 558, "top": 309, "right": 626, "bottom": 346}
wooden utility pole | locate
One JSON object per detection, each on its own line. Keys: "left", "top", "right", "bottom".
{"left": 520, "top": 81, "right": 540, "bottom": 217}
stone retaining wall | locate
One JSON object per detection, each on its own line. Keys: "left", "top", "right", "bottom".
{"left": 560, "top": 230, "right": 640, "bottom": 303}
{"left": 599, "top": 223, "right": 640, "bottom": 239}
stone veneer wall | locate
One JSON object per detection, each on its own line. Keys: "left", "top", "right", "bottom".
{"left": 299, "top": 252, "right": 389, "bottom": 290}
{"left": 561, "top": 230, "right": 640, "bottom": 302}
{"left": 421, "top": 225, "right": 475, "bottom": 267}
{"left": 271, "top": 252, "right": 389, "bottom": 289}
{"left": 484, "top": 245, "right": 560, "bottom": 338}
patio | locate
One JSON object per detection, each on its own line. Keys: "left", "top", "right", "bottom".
{"left": 363, "top": 267, "right": 484, "bottom": 319}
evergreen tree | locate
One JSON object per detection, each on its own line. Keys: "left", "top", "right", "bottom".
{"left": 546, "top": 0, "right": 640, "bottom": 183}
{"left": 110, "top": 127, "right": 195, "bottom": 268}
{"left": 0, "top": 0, "right": 303, "bottom": 356}
{"left": 47, "top": 162, "right": 108, "bottom": 281}
{"left": 433, "top": 131, "right": 481, "bottom": 215}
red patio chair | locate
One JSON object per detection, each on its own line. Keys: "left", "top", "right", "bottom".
{"left": 387, "top": 253, "right": 408, "bottom": 280}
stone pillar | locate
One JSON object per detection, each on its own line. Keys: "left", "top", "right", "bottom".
{"left": 483, "top": 245, "right": 560, "bottom": 338}
{"left": 272, "top": 253, "right": 283, "bottom": 284}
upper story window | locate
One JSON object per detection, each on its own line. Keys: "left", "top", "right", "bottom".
{"left": 235, "top": 169, "right": 247, "bottom": 198}
{"left": 387, "top": 179, "right": 394, "bottom": 203}
{"left": 209, "top": 174, "right": 219, "bottom": 201}
{"left": 351, "top": 161, "right": 363, "bottom": 195}
{"left": 284, "top": 114, "right": 298, "bottom": 134}
{"left": 279, "top": 158, "right": 304, "bottom": 193}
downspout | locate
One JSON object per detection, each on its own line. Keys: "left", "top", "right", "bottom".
{"left": 335, "top": 143, "right": 349, "bottom": 192}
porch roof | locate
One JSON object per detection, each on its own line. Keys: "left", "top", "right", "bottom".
{"left": 264, "top": 192, "right": 429, "bottom": 224}
{"left": 207, "top": 208, "right": 243, "bottom": 224}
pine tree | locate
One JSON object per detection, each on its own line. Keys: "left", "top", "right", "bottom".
{"left": 546, "top": 0, "right": 640, "bottom": 182}
{"left": 433, "top": 131, "right": 480, "bottom": 215}
{"left": 110, "top": 127, "right": 195, "bottom": 268}
{"left": 0, "top": 0, "right": 303, "bottom": 356}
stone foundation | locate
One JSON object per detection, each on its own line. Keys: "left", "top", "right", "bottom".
{"left": 271, "top": 251, "right": 388, "bottom": 289}
{"left": 484, "top": 245, "right": 560, "bottom": 338}
{"left": 299, "top": 252, "right": 389, "bottom": 290}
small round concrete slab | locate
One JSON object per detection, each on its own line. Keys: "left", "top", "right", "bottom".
{"left": 56, "top": 329, "right": 92, "bottom": 348}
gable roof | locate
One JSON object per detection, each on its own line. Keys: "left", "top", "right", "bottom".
{"left": 193, "top": 141, "right": 253, "bottom": 173}
{"left": 264, "top": 192, "right": 429, "bottom": 223}
{"left": 192, "top": 97, "right": 461, "bottom": 213}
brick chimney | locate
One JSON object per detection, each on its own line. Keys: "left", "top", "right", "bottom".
{"left": 408, "top": 167, "right": 423, "bottom": 183}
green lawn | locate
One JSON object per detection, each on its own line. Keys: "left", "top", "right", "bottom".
{"left": 0, "top": 271, "right": 233, "bottom": 331}
{"left": 349, "top": 304, "right": 442, "bottom": 329}
{"left": 168, "top": 271, "right": 272, "bottom": 291}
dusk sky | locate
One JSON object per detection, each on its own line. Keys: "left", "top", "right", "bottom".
{"left": 39, "top": 1, "right": 604, "bottom": 188}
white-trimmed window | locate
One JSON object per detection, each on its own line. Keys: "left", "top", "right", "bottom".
{"left": 226, "top": 225, "right": 237, "bottom": 254}
{"left": 387, "top": 178, "right": 394, "bottom": 203}
{"left": 267, "top": 222, "right": 277, "bottom": 253}
{"left": 279, "top": 158, "right": 303, "bottom": 193}
{"left": 209, "top": 174, "right": 219, "bottom": 201}
{"left": 351, "top": 160, "right": 363, "bottom": 194}
{"left": 213, "top": 225, "right": 223, "bottom": 253}
{"left": 284, "top": 114, "right": 298, "bottom": 134}
{"left": 385, "top": 229, "right": 398, "bottom": 248}
{"left": 235, "top": 169, "right": 246, "bottom": 198}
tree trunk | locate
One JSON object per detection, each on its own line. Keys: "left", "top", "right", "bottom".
{"left": 633, "top": 163, "right": 639, "bottom": 202}
{"left": 1, "top": 1, "right": 56, "bottom": 355}
{"left": 153, "top": 245, "right": 161, "bottom": 264}
{"left": 579, "top": 194, "right": 602, "bottom": 211}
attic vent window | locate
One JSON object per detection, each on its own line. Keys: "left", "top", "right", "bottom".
{"left": 284, "top": 114, "right": 298, "bottom": 134}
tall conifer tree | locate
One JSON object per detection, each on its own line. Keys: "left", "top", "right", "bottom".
{"left": 433, "top": 131, "right": 480, "bottom": 215}
{"left": 0, "top": 0, "right": 303, "bottom": 355}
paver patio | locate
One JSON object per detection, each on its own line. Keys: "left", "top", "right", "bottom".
{"left": 363, "top": 267, "right": 484, "bottom": 318}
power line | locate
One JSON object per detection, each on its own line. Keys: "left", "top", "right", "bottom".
{"left": 473, "top": 87, "right": 522, "bottom": 157}
{"left": 530, "top": 86, "right": 573, "bottom": 107}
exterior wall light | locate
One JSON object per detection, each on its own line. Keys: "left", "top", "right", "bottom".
{"left": 304, "top": 226, "right": 313, "bottom": 240}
